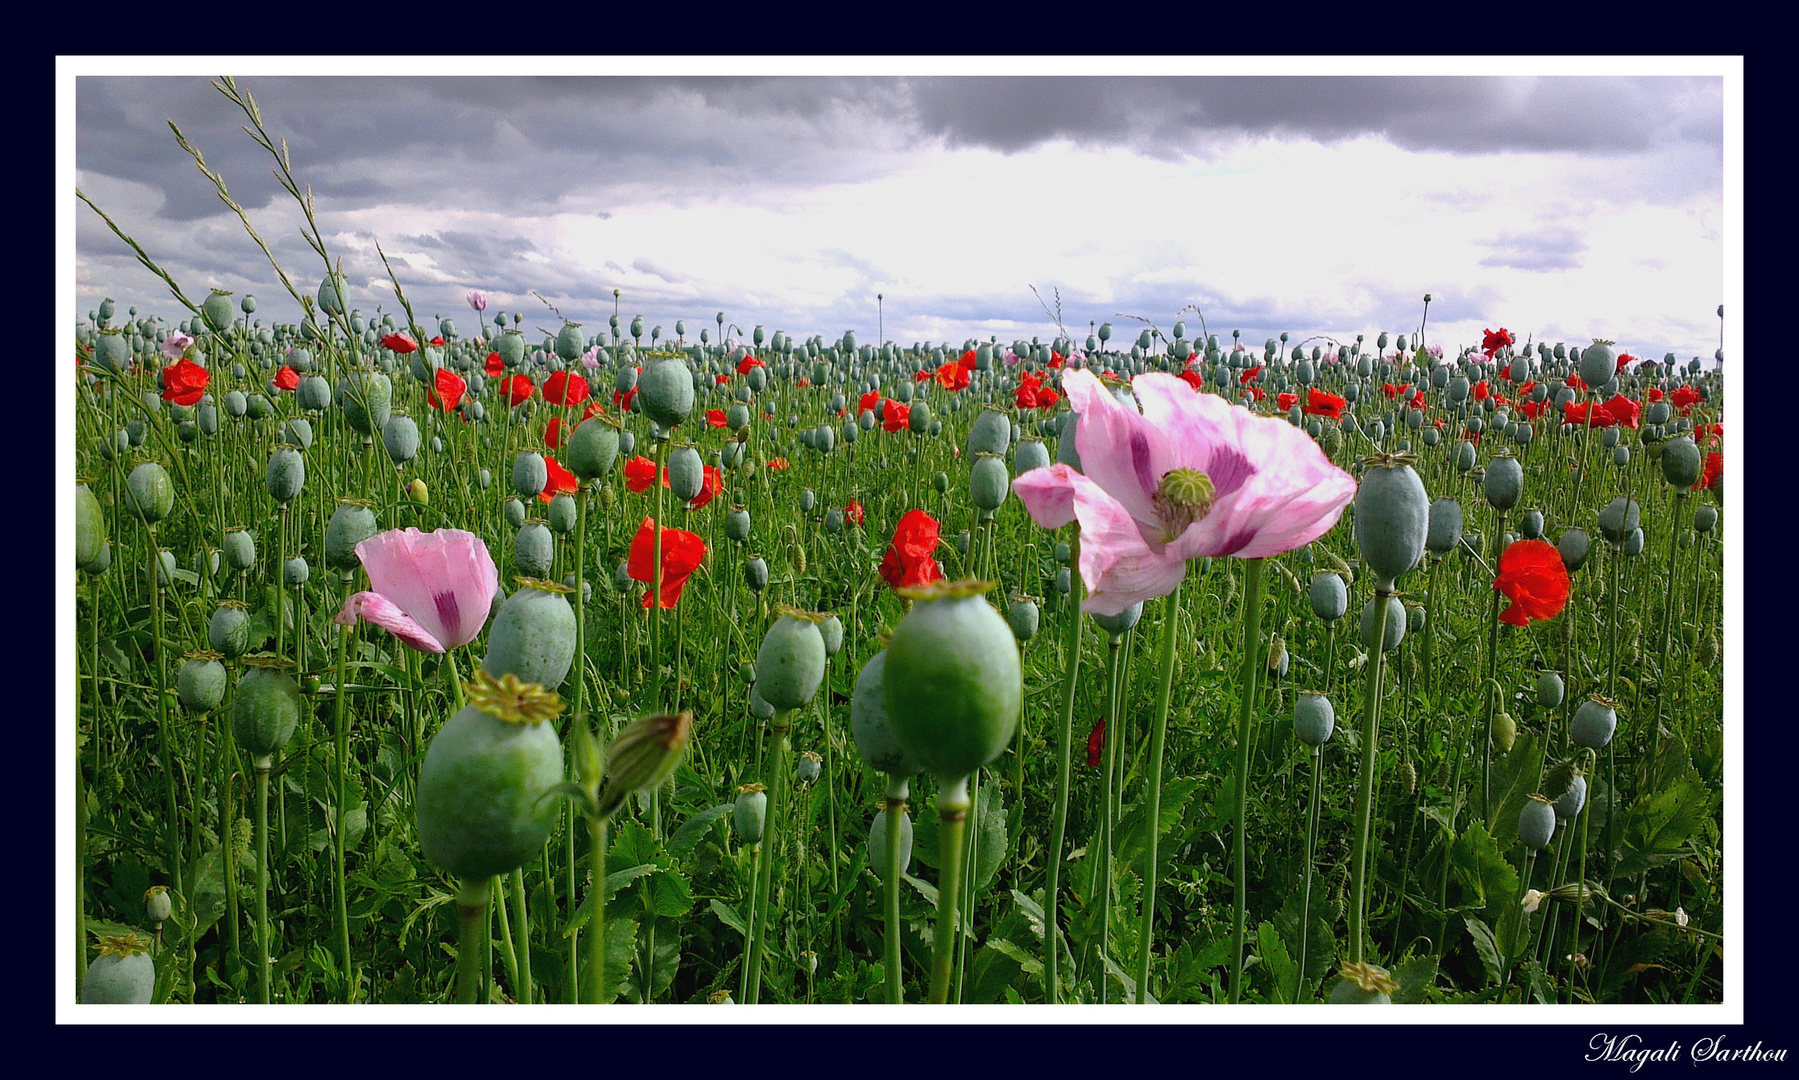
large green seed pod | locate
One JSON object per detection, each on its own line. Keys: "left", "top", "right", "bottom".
{"left": 325, "top": 502, "right": 378, "bottom": 570}
{"left": 1660, "top": 435, "right": 1702, "bottom": 488}
{"left": 513, "top": 522, "right": 554, "bottom": 578}
{"left": 1293, "top": 692, "right": 1335, "bottom": 746}
{"left": 733, "top": 785, "right": 768, "bottom": 844}
{"left": 1518, "top": 795, "right": 1556, "bottom": 850}
{"left": 1693, "top": 504, "right": 1718, "bottom": 534}
{"left": 1571, "top": 698, "right": 1617, "bottom": 749}
{"left": 1482, "top": 453, "right": 1523, "bottom": 511}
{"left": 232, "top": 662, "right": 302, "bottom": 760}
{"left": 284, "top": 556, "right": 310, "bottom": 587}
{"left": 908, "top": 400, "right": 932, "bottom": 434}
{"left": 76, "top": 484, "right": 105, "bottom": 570}
{"left": 177, "top": 654, "right": 228, "bottom": 712}
{"left": 417, "top": 673, "right": 564, "bottom": 880}
{"left": 851, "top": 651, "right": 920, "bottom": 777}
{"left": 316, "top": 274, "right": 345, "bottom": 316}
{"left": 554, "top": 321, "right": 585, "bottom": 362}
{"left": 1553, "top": 774, "right": 1588, "bottom": 823}
{"left": 483, "top": 580, "right": 577, "bottom": 690}
{"left": 511, "top": 451, "right": 547, "bottom": 499}
{"left": 1578, "top": 341, "right": 1615, "bottom": 388}
{"left": 297, "top": 374, "right": 332, "bottom": 412}
{"left": 1308, "top": 572, "right": 1348, "bottom": 622}
{"left": 725, "top": 506, "right": 751, "bottom": 542}
{"left": 208, "top": 604, "right": 251, "bottom": 657}
{"left": 566, "top": 418, "right": 620, "bottom": 481}
{"left": 883, "top": 582, "right": 1021, "bottom": 782}
{"left": 336, "top": 371, "right": 392, "bottom": 436}
{"left": 548, "top": 494, "right": 577, "bottom": 535}
{"left": 639, "top": 357, "right": 695, "bottom": 427}
{"left": 265, "top": 447, "right": 305, "bottom": 504}
{"left": 202, "top": 289, "right": 235, "bottom": 332}
{"left": 1328, "top": 961, "right": 1397, "bottom": 1005}
{"left": 1536, "top": 671, "right": 1565, "bottom": 708}
{"left": 1091, "top": 601, "right": 1144, "bottom": 641}
{"left": 754, "top": 609, "right": 828, "bottom": 711}
{"left": 382, "top": 415, "right": 420, "bottom": 465}
{"left": 970, "top": 454, "right": 1009, "bottom": 512}
{"left": 126, "top": 462, "right": 175, "bottom": 523}
{"left": 967, "top": 407, "right": 1011, "bottom": 457}
{"left": 1425, "top": 497, "right": 1463, "bottom": 555}
{"left": 744, "top": 556, "right": 768, "bottom": 592}
{"left": 868, "top": 803, "right": 914, "bottom": 882}
{"left": 1005, "top": 595, "right": 1040, "bottom": 642}
{"left": 81, "top": 936, "right": 156, "bottom": 1004}
{"left": 93, "top": 330, "right": 131, "bottom": 374}
{"left": 1359, "top": 595, "right": 1406, "bottom": 653}
{"left": 1558, "top": 528, "right": 1591, "bottom": 572}
{"left": 223, "top": 529, "right": 256, "bottom": 571}
{"left": 495, "top": 328, "right": 526, "bottom": 367}
{"left": 503, "top": 498, "right": 526, "bottom": 529}
{"left": 1353, "top": 457, "right": 1429, "bottom": 589}
{"left": 1014, "top": 438, "right": 1050, "bottom": 474}
{"left": 1597, "top": 497, "right": 1640, "bottom": 545}
{"left": 1518, "top": 508, "right": 1545, "bottom": 540}
{"left": 668, "top": 446, "right": 704, "bottom": 502}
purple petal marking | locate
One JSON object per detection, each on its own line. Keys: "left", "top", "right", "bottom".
{"left": 1207, "top": 443, "right": 1255, "bottom": 498}
{"left": 433, "top": 590, "right": 462, "bottom": 644}
{"left": 1215, "top": 525, "right": 1260, "bottom": 558}
{"left": 1130, "top": 429, "right": 1157, "bottom": 500}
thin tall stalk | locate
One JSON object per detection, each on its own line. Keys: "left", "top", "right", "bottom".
{"left": 1133, "top": 577, "right": 1187, "bottom": 1001}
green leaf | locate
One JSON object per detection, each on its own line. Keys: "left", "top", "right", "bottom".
{"left": 1462, "top": 913, "right": 1501, "bottom": 986}
{"left": 1487, "top": 731, "right": 1545, "bottom": 850}
{"left": 972, "top": 779, "right": 1010, "bottom": 892}
{"left": 666, "top": 803, "right": 732, "bottom": 856}
{"left": 1256, "top": 921, "right": 1297, "bottom": 1003}
{"left": 605, "top": 862, "right": 659, "bottom": 896}
{"left": 1392, "top": 953, "right": 1439, "bottom": 1004}
{"left": 983, "top": 936, "right": 1043, "bottom": 976}
{"left": 1114, "top": 776, "right": 1203, "bottom": 872}
{"left": 710, "top": 898, "right": 747, "bottom": 939}
{"left": 99, "top": 638, "right": 133, "bottom": 675}
{"left": 1450, "top": 819, "right": 1520, "bottom": 929}
{"left": 598, "top": 918, "right": 638, "bottom": 1003}
{"left": 647, "top": 868, "right": 692, "bottom": 919}
{"left": 1616, "top": 774, "right": 1715, "bottom": 879}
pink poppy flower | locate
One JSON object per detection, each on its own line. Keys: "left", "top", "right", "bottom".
{"left": 1013, "top": 369, "right": 1355, "bottom": 616}
{"left": 333, "top": 528, "right": 499, "bottom": 653}
{"left": 161, "top": 332, "right": 194, "bottom": 361}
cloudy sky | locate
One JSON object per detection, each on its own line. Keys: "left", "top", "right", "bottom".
{"left": 66, "top": 59, "right": 1736, "bottom": 361}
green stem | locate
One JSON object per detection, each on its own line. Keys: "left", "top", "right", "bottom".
{"left": 330, "top": 573, "right": 355, "bottom": 1001}
{"left": 1229, "top": 559, "right": 1266, "bottom": 1003}
{"left": 1134, "top": 576, "right": 1188, "bottom": 1002}
{"left": 928, "top": 775, "right": 972, "bottom": 1004}
{"left": 583, "top": 817, "right": 609, "bottom": 1004}
{"left": 493, "top": 874, "right": 520, "bottom": 1000}
{"left": 1296, "top": 746, "right": 1323, "bottom": 999}
{"left": 1480, "top": 511, "right": 1507, "bottom": 825}
{"left": 1043, "top": 531, "right": 1083, "bottom": 1002}
{"left": 884, "top": 776, "right": 909, "bottom": 1004}
{"left": 745, "top": 710, "right": 791, "bottom": 1003}
{"left": 1348, "top": 584, "right": 1393, "bottom": 965}
{"left": 455, "top": 878, "right": 490, "bottom": 1004}
{"left": 255, "top": 759, "right": 271, "bottom": 1004}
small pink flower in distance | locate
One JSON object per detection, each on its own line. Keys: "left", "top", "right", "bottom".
{"left": 1012, "top": 369, "right": 1355, "bottom": 616}
{"left": 161, "top": 332, "right": 194, "bottom": 361}
{"left": 334, "top": 528, "right": 498, "bottom": 653}
{"left": 466, "top": 290, "right": 488, "bottom": 312}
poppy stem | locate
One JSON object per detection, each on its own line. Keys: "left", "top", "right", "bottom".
{"left": 928, "top": 774, "right": 972, "bottom": 1004}
{"left": 1044, "top": 531, "right": 1083, "bottom": 1003}
{"left": 1135, "top": 575, "right": 1189, "bottom": 1002}
{"left": 330, "top": 572, "right": 356, "bottom": 1001}
{"left": 745, "top": 709, "right": 791, "bottom": 1003}
{"left": 1479, "top": 510, "right": 1508, "bottom": 826}
{"left": 1229, "top": 559, "right": 1265, "bottom": 1003}
{"left": 1297, "top": 744, "right": 1324, "bottom": 1000}
{"left": 884, "top": 776, "right": 909, "bottom": 1004}
{"left": 455, "top": 877, "right": 490, "bottom": 1004}
{"left": 1349, "top": 584, "right": 1393, "bottom": 967}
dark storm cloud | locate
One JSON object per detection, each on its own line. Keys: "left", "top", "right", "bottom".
{"left": 907, "top": 76, "right": 1722, "bottom": 157}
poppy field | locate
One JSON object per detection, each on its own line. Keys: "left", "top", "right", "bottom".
{"left": 69, "top": 84, "right": 1726, "bottom": 1009}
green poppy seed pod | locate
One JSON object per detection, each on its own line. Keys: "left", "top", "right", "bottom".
{"left": 1601, "top": 427, "right": 1621, "bottom": 449}
{"left": 223, "top": 390, "right": 248, "bottom": 419}
{"left": 1309, "top": 572, "right": 1348, "bottom": 622}
{"left": 1483, "top": 454, "right": 1523, "bottom": 511}
{"left": 796, "top": 752, "right": 823, "bottom": 785}
{"left": 1293, "top": 692, "right": 1335, "bottom": 746}
{"left": 126, "top": 462, "right": 175, "bottom": 523}
{"left": 851, "top": 651, "right": 921, "bottom": 777}
{"left": 1518, "top": 795, "right": 1556, "bottom": 850}
{"left": 744, "top": 555, "right": 769, "bottom": 592}
{"left": 1646, "top": 400, "right": 1671, "bottom": 426}
{"left": 1353, "top": 458, "right": 1429, "bottom": 590}
{"left": 1613, "top": 446, "right": 1631, "bottom": 468}
{"left": 177, "top": 655, "right": 228, "bottom": 712}
{"left": 1454, "top": 441, "right": 1476, "bottom": 473}
{"left": 512, "top": 451, "right": 547, "bottom": 499}
{"left": 734, "top": 785, "right": 768, "bottom": 844}
{"left": 1579, "top": 341, "right": 1615, "bottom": 388}
{"left": 668, "top": 446, "right": 704, "bottom": 502}
{"left": 1493, "top": 710, "right": 1517, "bottom": 752}
{"left": 1054, "top": 567, "right": 1071, "bottom": 594}
{"left": 548, "top": 494, "right": 577, "bottom": 535}
{"left": 316, "top": 274, "right": 344, "bottom": 316}
{"left": 639, "top": 357, "right": 695, "bottom": 427}
{"left": 1660, "top": 436, "right": 1702, "bottom": 488}
{"left": 1006, "top": 595, "right": 1040, "bottom": 642}
{"left": 1013, "top": 437, "right": 1051, "bottom": 475}
{"left": 567, "top": 418, "right": 620, "bottom": 481}
{"left": 1519, "top": 509, "right": 1544, "bottom": 540}
{"left": 754, "top": 611, "right": 828, "bottom": 711}
{"left": 1558, "top": 528, "right": 1591, "bottom": 572}
{"left": 296, "top": 375, "right": 332, "bottom": 412}
{"left": 824, "top": 507, "right": 844, "bottom": 533}
{"left": 884, "top": 583, "right": 1022, "bottom": 783}
{"left": 800, "top": 488, "right": 817, "bottom": 513}
{"left": 1598, "top": 497, "right": 1641, "bottom": 545}
{"left": 483, "top": 581, "right": 577, "bottom": 690}
{"left": 968, "top": 408, "right": 1011, "bottom": 457}
{"left": 418, "top": 691, "right": 564, "bottom": 880}
{"left": 336, "top": 371, "right": 392, "bottom": 436}
{"left": 223, "top": 529, "right": 256, "bottom": 571}
{"left": 382, "top": 415, "right": 420, "bottom": 465}
{"left": 208, "top": 604, "right": 250, "bottom": 657}
{"left": 143, "top": 885, "right": 173, "bottom": 924}
{"left": 196, "top": 402, "right": 221, "bottom": 436}
{"left": 1425, "top": 498, "right": 1464, "bottom": 555}
{"left": 725, "top": 506, "right": 751, "bottom": 542}
{"left": 284, "top": 556, "right": 310, "bottom": 587}
{"left": 93, "top": 330, "right": 131, "bottom": 374}
{"left": 1359, "top": 595, "right": 1406, "bottom": 652}
{"left": 1693, "top": 504, "right": 1718, "bottom": 534}
{"left": 554, "top": 321, "right": 585, "bottom": 362}
{"left": 971, "top": 455, "right": 1010, "bottom": 512}
{"left": 1091, "top": 601, "right": 1144, "bottom": 641}
{"left": 232, "top": 662, "right": 303, "bottom": 760}
{"left": 502, "top": 498, "right": 527, "bottom": 529}
{"left": 1329, "top": 961, "right": 1398, "bottom": 1004}
{"left": 495, "top": 329, "right": 526, "bottom": 367}
{"left": 1536, "top": 671, "right": 1565, "bottom": 708}
{"left": 245, "top": 394, "right": 272, "bottom": 420}
{"left": 817, "top": 615, "right": 845, "bottom": 657}
{"left": 868, "top": 803, "right": 914, "bottom": 881}
{"left": 76, "top": 484, "right": 105, "bottom": 570}
{"left": 265, "top": 447, "right": 305, "bottom": 505}
{"left": 513, "top": 522, "right": 555, "bottom": 578}
{"left": 933, "top": 472, "right": 950, "bottom": 494}
{"left": 477, "top": 469, "right": 492, "bottom": 491}
{"left": 202, "top": 289, "right": 235, "bottom": 332}
{"left": 281, "top": 418, "right": 314, "bottom": 450}
{"left": 1553, "top": 774, "right": 1588, "bottom": 824}
{"left": 1571, "top": 698, "right": 1617, "bottom": 749}
{"left": 81, "top": 937, "right": 156, "bottom": 1004}
{"left": 321, "top": 504, "right": 376, "bottom": 573}
{"left": 909, "top": 399, "right": 932, "bottom": 434}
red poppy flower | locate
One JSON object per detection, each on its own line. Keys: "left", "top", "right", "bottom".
{"left": 878, "top": 509, "right": 944, "bottom": 591}
{"left": 1381, "top": 382, "right": 1407, "bottom": 400}
{"left": 1563, "top": 401, "right": 1616, "bottom": 428}
{"left": 1239, "top": 365, "right": 1263, "bottom": 384}
{"left": 1473, "top": 380, "right": 1491, "bottom": 403}
{"left": 706, "top": 408, "right": 728, "bottom": 428}
{"left": 627, "top": 516, "right": 707, "bottom": 609}
{"left": 543, "top": 371, "right": 590, "bottom": 407}
{"left": 689, "top": 465, "right": 724, "bottom": 510}
{"left": 1085, "top": 716, "right": 1108, "bottom": 768}
{"left": 883, "top": 401, "right": 911, "bottom": 432}
{"left": 736, "top": 355, "right": 765, "bottom": 375}
{"left": 1603, "top": 394, "right": 1640, "bottom": 430}
{"left": 381, "top": 332, "right": 418, "bottom": 354}
{"left": 429, "top": 335, "right": 445, "bottom": 347}
{"left": 1492, "top": 539, "right": 1571, "bottom": 627}
{"left": 1048, "top": 351, "right": 1065, "bottom": 370}
{"left": 1177, "top": 369, "right": 1206, "bottom": 392}
{"left": 1277, "top": 392, "right": 1299, "bottom": 411}
{"left": 1433, "top": 417, "right": 1447, "bottom": 430}
{"left": 485, "top": 352, "right": 505, "bottom": 377}
{"left": 1615, "top": 352, "right": 1635, "bottom": 373}
{"left": 428, "top": 367, "right": 466, "bottom": 412}
{"left": 1670, "top": 385, "right": 1701, "bottom": 414}
{"left": 1481, "top": 327, "right": 1513, "bottom": 358}
{"left": 858, "top": 390, "right": 882, "bottom": 415}
{"left": 767, "top": 457, "right": 791, "bottom": 471}
{"left": 274, "top": 365, "right": 301, "bottom": 393}
{"left": 1036, "top": 387, "right": 1060, "bottom": 410}
{"left": 1648, "top": 387, "right": 1665, "bottom": 403}
{"left": 1498, "top": 364, "right": 1511, "bottom": 381}
{"left": 581, "top": 401, "right": 606, "bottom": 421}
{"left": 845, "top": 500, "right": 865, "bottom": 527}
{"left": 1303, "top": 388, "right": 1346, "bottom": 419}
{"left": 1409, "top": 390, "right": 1428, "bottom": 410}
{"left": 614, "top": 386, "right": 639, "bottom": 412}
{"left": 624, "top": 455, "right": 662, "bottom": 493}
{"left": 504, "top": 373, "right": 535, "bottom": 407}
{"left": 1519, "top": 399, "right": 1548, "bottom": 420}
{"left": 1517, "top": 380, "right": 1537, "bottom": 397}
{"left": 936, "top": 361, "right": 971, "bottom": 391}
{"left": 538, "top": 454, "right": 577, "bottom": 503}
{"left": 913, "top": 369, "right": 933, "bottom": 383}
{"left": 543, "top": 417, "right": 569, "bottom": 449}
{"left": 1016, "top": 382, "right": 1041, "bottom": 408}
{"left": 1243, "top": 385, "right": 1266, "bottom": 403}
{"left": 1695, "top": 450, "right": 1722, "bottom": 493}
{"left": 715, "top": 373, "right": 732, "bottom": 386}
{"left": 959, "top": 349, "right": 979, "bottom": 372}
{"left": 160, "top": 358, "right": 210, "bottom": 406}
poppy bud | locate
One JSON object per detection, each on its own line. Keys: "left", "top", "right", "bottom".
{"left": 1294, "top": 692, "right": 1335, "bottom": 746}
{"left": 594, "top": 711, "right": 692, "bottom": 819}
{"left": 869, "top": 801, "right": 914, "bottom": 881}
{"left": 733, "top": 783, "right": 769, "bottom": 844}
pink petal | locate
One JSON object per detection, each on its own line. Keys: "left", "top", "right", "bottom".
{"left": 335, "top": 591, "right": 445, "bottom": 653}
{"left": 1071, "top": 476, "right": 1188, "bottom": 616}
{"left": 1012, "top": 463, "right": 1079, "bottom": 529}
{"left": 1063, "top": 370, "right": 1165, "bottom": 544}
{"left": 354, "top": 528, "right": 497, "bottom": 650}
